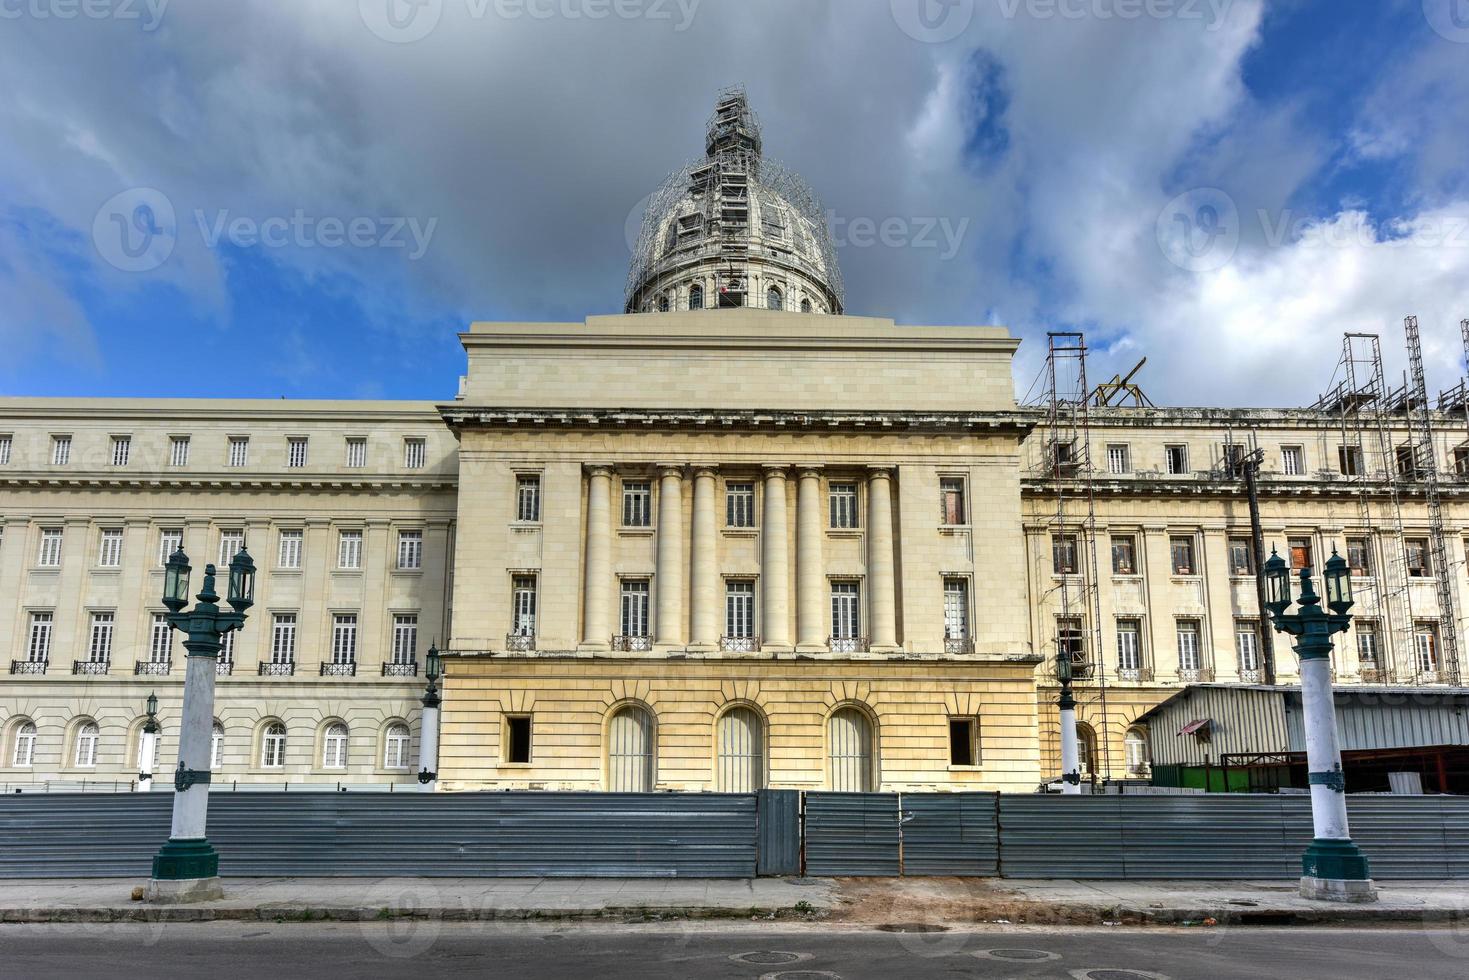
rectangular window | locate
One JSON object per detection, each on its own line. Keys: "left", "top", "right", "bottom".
{"left": 287, "top": 437, "right": 308, "bottom": 468}
{"left": 1416, "top": 624, "right": 1440, "bottom": 674}
{"left": 1116, "top": 619, "right": 1142, "bottom": 672}
{"left": 725, "top": 482, "right": 755, "bottom": 528}
{"left": 338, "top": 530, "right": 363, "bottom": 570}
{"left": 948, "top": 718, "right": 979, "bottom": 767}
{"left": 392, "top": 614, "right": 419, "bottom": 665}
{"left": 37, "top": 528, "right": 63, "bottom": 567}
{"left": 940, "top": 477, "right": 966, "bottom": 525}
{"left": 52, "top": 435, "right": 71, "bottom": 466}
{"left": 397, "top": 530, "right": 423, "bottom": 570}
{"left": 504, "top": 716, "right": 533, "bottom": 765}
{"left": 1405, "top": 538, "right": 1431, "bottom": 577}
{"left": 218, "top": 529, "right": 244, "bottom": 566}
{"left": 1228, "top": 537, "right": 1255, "bottom": 575}
{"left": 1338, "top": 445, "right": 1362, "bottom": 476}
{"left": 1106, "top": 444, "right": 1131, "bottom": 475}
{"left": 622, "top": 481, "right": 652, "bottom": 527}
{"left": 219, "top": 629, "right": 234, "bottom": 666}
{"left": 1052, "top": 534, "right": 1079, "bottom": 575}
{"left": 511, "top": 576, "right": 537, "bottom": 636}
{"left": 88, "top": 612, "right": 114, "bottom": 664}
{"left": 1177, "top": 620, "right": 1202, "bottom": 672}
{"left": 620, "top": 579, "right": 650, "bottom": 638}
{"left": 97, "top": 528, "right": 123, "bottom": 568}
{"left": 1057, "top": 616, "right": 1084, "bottom": 660}
{"left": 1281, "top": 445, "right": 1304, "bottom": 476}
{"left": 725, "top": 580, "right": 755, "bottom": 639}
{"left": 1170, "top": 535, "right": 1196, "bottom": 576}
{"left": 228, "top": 437, "right": 249, "bottom": 468}
{"left": 829, "top": 483, "right": 859, "bottom": 529}
{"left": 1236, "top": 620, "right": 1261, "bottom": 674}
{"left": 150, "top": 613, "right": 172, "bottom": 663}
{"left": 1396, "top": 445, "right": 1418, "bottom": 479}
{"left": 158, "top": 528, "right": 182, "bottom": 566}
{"left": 1289, "top": 536, "right": 1313, "bottom": 571}
{"left": 1221, "top": 443, "right": 1246, "bottom": 477}
{"left": 1347, "top": 537, "right": 1372, "bottom": 577}
{"left": 277, "top": 530, "right": 303, "bottom": 570}
{"left": 516, "top": 474, "right": 542, "bottom": 523}
{"left": 830, "top": 581, "right": 861, "bottom": 640}
{"left": 111, "top": 435, "right": 131, "bottom": 467}
{"left": 1111, "top": 535, "right": 1137, "bottom": 575}
{"left": 170, "top": 436, "right": 190, "bottom": 467}
{"left": 345, "top": 437, "right": 367, "bottom": 468}
{"left": 271, "top": 614, "right": 297, "bottom": 664}
{"left": 331, "top": 614, "right": 358, "bottom": 665}
{"left": 1457, "top": 447, "right": 1469, "bottom": 477}
{"left": 0, "top": 434, "right": 11, "bottom": 465}
{"left": 943, "top": 578, "right": 969, "bottom": 641}
{"left": 1356, "top": 622, "right": 1380, "bottom": 666}
{"left": 27, "top": 612, "right": 53, "bottom": 662}
{"left": 403, "top": 437, "right": 426, "bottom": 469}
{"left": 1165, "top": 444, "right": 1189, "bottom": 475}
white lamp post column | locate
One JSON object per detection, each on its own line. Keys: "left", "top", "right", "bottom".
{"left": 418, "top": 645, "right": 443, "bottom": 790}
{"left": 136, "top": 693, "right": 160, "bottom": 793}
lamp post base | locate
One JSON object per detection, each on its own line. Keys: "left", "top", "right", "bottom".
{"left": 1299, "top": 875, "right": 1378, "bottom": 903}
{"left": 149, "top": 837, "right": 220, "bottom": 889}
{"left": 145, "top": 875, "right": 224, "bottom": 904}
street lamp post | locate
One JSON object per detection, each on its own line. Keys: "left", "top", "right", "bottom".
{"left": 1264, "top": 546, "right": 1377, "bottom": 903}
{"left": 137, "top": 692, "right": 160, "bottom": 793}
{"left": 417, "top": 644, "right": 442, "bottom": 789}
{"left": 145, "top": 545, "right": 255, "bottom": 904}
{"left": 1056, "top": 645, "right": 1082, "bottom": 794}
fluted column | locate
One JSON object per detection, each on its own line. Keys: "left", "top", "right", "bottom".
{"left": 581, "top": 466, "right": 613, "bottom": 650}
{"left": 796, "top": 467, "right": 826, "bottom": 652}
{"left": 868, "top": 467, "right": 898, "bottom": 651}
{"left": 761, "top": 466, "right": 792, "bottom": 650}
{"left": 689, "top": 467, "right": 719, "bottom": 650}
{"left": 655, "top": 465, "right": 685, "bottom": 647}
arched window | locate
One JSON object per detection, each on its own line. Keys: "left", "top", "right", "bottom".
{"left": 1075, "top": 722, "right": 1097, "bottom": 778}
{"left": 261, "top": 722, "right": 287, "bottom": 769}
{"left": 828, "top": 707, "right": 875, "bottom": 792}
{"left": 384, "top": 724, "right": 411, "bottom": 769}
{"left": 211, "top": 721, "right": 225, "bottom": 770}
{"left": 657, "top": 293, "right": 671, "bottom": 313}
{"left": 73, "top": 721, "right": 99, "bottom": 768}
{"left": 12, "top": 721, "right": 36, "bottom": 768}
{"left": 767, "top": 286, "right": 784, "bottom": 311}
{"left": 322, "top": 723, "right": 349, "bottom": 769}
{"left": 800, "top": 298, "right": 813, "bottom": 314}
{"left": 607, "top": 705, "right": 654, "bottom": 792}
{"left": 689, "top": 284, "right": 704, "bottom": 310}
{"left": 716, "top": 706, "right": 765, "bottom": 792}
{"left": 1124, "top": 727, "right": 1150, "bottom": 776}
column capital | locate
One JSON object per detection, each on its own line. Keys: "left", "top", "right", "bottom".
{"left": 795, "top": 465, "right": 825, "bottom": 480}
{"left": 867, "top": 465, "right": 896, "bottom": 480}
{"left": 655, "top": 463, "right": 685, "bottom": 479}
{"left": 584, "top": 464, "right": 616, "bottom": 479}
{"left": 761, "top": 464, "right": 791, "bottom": 478}
{"left": 691, "top": 464, "right": 720, "bottom": 480}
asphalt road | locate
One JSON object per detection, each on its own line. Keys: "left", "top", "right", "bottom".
{"left": 3, "top": 922, "right": 1468, "bottom": 979}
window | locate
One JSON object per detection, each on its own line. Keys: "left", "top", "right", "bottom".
{"left": 1221, "top": 443, "right": 1246, "bottom": 477}
{"left": 1057, "top": 616, "right": 1085, "bottom": 662}
{"left": 111, "top": 435, "right": 131, "bottom": 467}
{"left": 943, "top": 578, "right": 969, "bottom": 642}
{"left": 830, "top": 582, "right": 861, "bottom": 640}
{"left": 1396, "top": 445, "right": 1418, "bottom": 480}
{"left": 1111, "top": 535, "right": 1137, "bottom": 575}
{"left": 621, "top": 481, "right": 652, "bottom": 527}
{"left": 1170, "top": 535, "right": 1196, "bottom": 576}
{"left": 149, "top": 613, "right": 171, "bottom": 663}
{"left": 1405, "top": 538, "right": 1431, "bottom": 577}
{"left": 27, "top": 613, "right": 53, "bottom": 663}
{"left": 1338, "top": 445, "right": 1362, "bottom": 476}
{"left": 218, "top": 529, "right": 244, "bottom": 566}
{"left": 1356, "top": 622, "right": 1380, "bottom": 667}
{"left": 97, "top": 528, "right": 123, "bottom": 567}
{"left": 1236, "top": 621, "right": 1261, "bottom": 674}
{"left": 271, "top": 614, "right": 297, "bottom": 665}
{"left": 219, "top": 629, "right": 235, "bottom": 667}
{"left": 717, "top": 706, "right": 765, "bottom": 791}
{"left": 1050, "top": 439, "right": 1078, "bottom": 472}
{"left": 322, "top": 723, "right": 348, "bottom": 769}
{"left": 1052, "top": 534, "right": 1079, "bottom": 575}
{"left": 211, "top": 722, "right": 225, "bottom": 769}
{"left": 87, "top": 612, "right": 114, "bottom": 664}
{"left": 1281, "top": 445, "right": 1304, "bottom": 476}
{"left": 37, "top": 528, "right": 63, "bottom": 567}
{"left": 1124, "top": 728, "right": 1150, "bottom": 775}
{"left": 827, "top": 707, "right": 875, "bottom": 792}
{"left": 331, "top": 615, "right": 358, "bottom": 666}
{"left": 392, "top": 614, "right": 419, "bottom": 665}
{"left": 767, "top": 285, "right": 783, "bottom": 311}
{"left": 1347, "top": 537, "right": 1372, "bottom": 577}
{"left": 1457, "top": 447, "right": 1469, "bottom": 477}
{"left": 287, "top": 437, "right": 308, "bottom": 468}
{"left": 657, "top": 293, "right": 670, "bottom": 312}
{"left": 511, "top": 576, "right": 537, "bottom": 636}
{"left": 277, "top": 530, "right": 303, "bottom": 569}
{"left": 504, "top": 716, "right": 532, "bottom": 764}
{"left": 345, "top": 437, "right": 367, "bottom": 468}
{"left": 73, "top": 721, "right": 99, "bottom": 768}
{"left": 948, "top": 717, "right": 979, "bottom": 767}
{"left": 52, "top": 435, "right": 71, "bottom": 466}
{"left": 940, "top": 477, "right": 966, "bottom": 525}
{"left": 689, "top": 284, "right": 704, "bottom": 310}
{"left": 1228, "top": 537, "right": 1255, "bottom": 575}
{"left": 261, "top": 723, "right": 287, "bottom": 768}
{"left": 1177, "top": 620, "right": 1202, "bottom": 672}
{"left": 158, "top": 528, "right": 182, "bottom": 566}
{"left": 384, "top": 724, "right": 411, "bottom": 769}
{"left": 1415, "top": 624, "right": 1440, "bottom": 674}
{"left": 338, "top": 529, "right": 363, "bottom": 569}
{"left": 12, "top": 722, "right": 36, "bottom": 767}
{"left": 170, "top": 436, "right": 190, "bottom": 467}
{"left": 1289, "top": 536, "right": 1313, "bottom": 571}
{"left": 607, "top": 704, "right": 654, "bottom": 791}
{"left": 403, "top": 438, "right": 426, "bottom": 469}
{"left": 1116, "top": 619, "right": 1142, "bottom": 673}
{"left": 620, "top": 579, "right": 650, "bottom": 638}
{"left": 1165, "top": 444, "right": 1189, "bottom": 475}
{"left": 725, "top": 581, "right": 755, "bottom": 640}
{"left": 725, "top": 482, "right": 755, "bottom": 528}
{"left": 516, "top": 474, "right": 541, "bottom": 523}
{"left": 397, "top": 530, "right": 423, "bottom": 570}
{"left": 829, "top": 483, "right": 859, "bottom": 529}
{"left": 1106, "top": 444, "right": 1131, "bottom": 475}
{"left": 800, "top": 298, "right": 813, "bottom": 313}
{"left": 0, "top": 434, "right": 10, "bottom": 465}
{"left": 228, "top": 437, "right": 249, "bottom": 468}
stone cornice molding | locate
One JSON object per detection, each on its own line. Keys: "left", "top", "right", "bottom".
{"left": 443, "top": 407, "right": 1037, "bottom": 436}
{"left": 0, "top": 472, "right": 456, "bottom": 493}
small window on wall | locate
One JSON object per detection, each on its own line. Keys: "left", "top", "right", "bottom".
{"left": 1169, "top": 535, "right": 1196, "bottom": 576}
{"left": 622, "top": 481, "right": 652, "bottom": 528}
{"left": 516, "top": 474, "right": 542, "bottom": 523}
{"left": 1165, "top": 444, "right": 1189, "bottom": 475}
{"left": 1338, "top": 445, "right": 1363, "bottom": 476}
{"left": 504, "top": 716, "right": 532, "bottom": 764}
{"left": 939, "top": 477, "right": 966, "bottom": 525}
{"left": 657, "top": 294, "right": 671, "bottom": 312}
{"left": 767, "top": 286, "right": 784, "bottom": 311}
{"left": 1111, "top": 535, "right": 1137, "bottom": 575}
{"left": 1347, "top": 537, "right": 1372, "bottom": 577}
{"left": 1405, "top": 538, "right": 1431, "bottom": 577}
{"left": 800, "top": 298, "right": 813, "bottom": 313}
{"left": 689, "top": 284, "right": 704, "bottom": 310}
{"left": 1281, "top": 446, "right": 1305, "bottom": 476}
{"left": 829, "top": 483, "right": 859, "bottom": 529}
{"left": 1289, "top": 536, "right": 1313, "bottom": 571}
{"left": 1052, "top": 534, "right": 1079, "bottom": 575}
{"left": 1228, "top": 537, "right": 1255, "bottom": 575}
{"left": 948, "top": 718, "right": 979, "bottom": 767}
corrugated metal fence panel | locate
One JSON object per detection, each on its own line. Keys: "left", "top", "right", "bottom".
{"left": 0, "top": 792, "right": 757, "bottom": 879}
{"left": 899, "top": 793, "right": 998, "bottom": 876}
{"left": 804, "top": 793, "right": 899, "bottom": 876}
{"left": 1118, "top": 795, "right": 1301, "bottom": 879}
{"left": 1440, "top": 799, "right": 1469, "bottom": 877}
{"left": 999, "top": 796, "right": 1126, "bottom": 878}
{"left": 756, "top": 789, "right": 802, "bottom": 876}
{"left": 1346, "top": 796, "right": 1451, "bottom": 879}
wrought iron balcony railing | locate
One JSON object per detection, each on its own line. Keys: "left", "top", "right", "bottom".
{"left": 259, "top": 661, "right": 295, "bottom": 677}
{"left": 73, "top": 660, "right": 110, "bottom": 676}
{"left": 828, "top": 636, "right": 869, "bottom": 654}
{"left": 320, "top": 662, "right": 357, "bottom": 677}
{"left": 505, "top": 632, "right": 536, "bottom": 653}
{"left": 1117, "top": 667, "right": 1154, "bottom": 683}
{"left": 1418, "top": 670, "right": 1451, "bottom": 685}
{"left": 216, "top": 659, "right": 234, "bottom": 676}
{"left": 1239, "top": 668, "right": 1262, "bottom": 684}
{"left": 611, "top": 634, "right": 653, "bottom": 652}
{"left": 720, "top": 635, "right": 759, "bottom": 653}
{"left": 382, "top": 661, "right": 418, "bottom": 677}
{"left": 943, "top": 635, "right": 973, "bottom": 655}
{"left": 1358, "top": 667, "right": 1388, "bottom": 684}
{"left": 10, "top": 660, "right": 48, "bottom": 675}
{"left": 133, "top": 660, "right": 170, "bottom": 676}
{"left": 1178, "top": 667, "right": 1214, "bottom": 683}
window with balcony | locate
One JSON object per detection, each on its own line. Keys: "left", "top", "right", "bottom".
{"left": 619, "top": 579, "right": 650, "bottom": 645}
{"left": 269, "top": 614, "right": 297, "bottom": 671}
{"left": 1052, "top": 534, "right": 1079, "bottom": 575}
{"left": 940, "top": 477, "right": 966, "bottom": 525}
{"left": 516, "top": 474, "right": 541, "bottom": 523}
{"left": 97, "top": 528, "right": 123, "bottom": 568}
{"left": 85, "top": 612, "right": 114, "bottom": 669}
{"left": 943, "top": 578, "right": 969, "bottom": 652}
{"left": 1281, "top": 445, "right": 1305, "bottom": 476}
{"left": 1111, "top": 535, "right": 1137, "bottom": 575}
{"left": 337, "top": 530, "right": 363, "bottom": 570}
{"left": 510, "top": 576, "right": 537, "bottom": 643}
{"left": 327, "top": 615, "right": 358, "bottom": 674}
{"left": 725, "top": 482, "right": 755, "bottom": 528}
{"left": 1236, "top": 620, "right": 1261, "bottom": 680}
{"left": 26, "top": 612, "right": 53, "bottom": 667}
{"left": 278, "top": 529, "right": 303, "bottom": 570}
{"left": 1169, "top": 535, "right": 1196, "bottom": 576}
{"left": 388, "top": 614, "right": 419, "bottom": 674}
{"left": 111, "top": 435, "right": 131, "bottom": 467}
{"left": 37, "top": 528, "right": 63, "bottom": 568}
{"left": 724, "top": 580, "right": 756, "bottom": 650}
{"left": 1177, "top": 620, "right": 1203, "bottom": 675}
{"left": 622, "top": 481, "right": 652, "bottom": 527}
{"left": 1116, "top": 620, "right": 1143, "bottom": 677}
{"left": 830, "top": 581, "right": 862, "bottom": 648}
{"left": 397, "top": 529, "right": 423, "bottom": 570}
{"left": 1356, "top": 621, "right": 1380, "bottom": 669}
{"left": 1228, "top": 536, "right": 1255, "bottom": 575}
{"left": 1165, "top": 444, "right": 1189, "bottom": 475}
{"left": 287, "top": 437, "right": 308, "bottom": 468}
{"left": 1405, "top": 538, "right": 1431, "bottom": 577}
{"left": 146, "top": 613, "right": 172, "bottom": 671}
{"left": 1347, "top": 537, "right": 1372, "bottom": 577}
{"left": 829, "top": 483, "right": 859, "bottom": 529}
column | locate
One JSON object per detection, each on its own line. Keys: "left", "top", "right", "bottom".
{"left": 761, "top": 466, "right": 791, "bottom": 649}
{"left": 689, "top": 467, "right": 719, "bottom": 650}
{"left": 796, "top": 467, "right": 826, "bottom": 652}
{"left": 655, "top": 465, "right": 685, "bottom": 647}
{"left": 581, "top": 466, "right": 613, "bottom": 650}
{"left": 867, "top": 467, "right": 898, "bottom": 651}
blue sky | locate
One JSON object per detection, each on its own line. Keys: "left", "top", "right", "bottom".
{"left": 2, "top": 0, "right": 1467, "bottom": 405}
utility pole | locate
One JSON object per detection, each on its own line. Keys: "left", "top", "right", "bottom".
{"left": 1241, "top": 449, "right": 1277, "bottom": 684}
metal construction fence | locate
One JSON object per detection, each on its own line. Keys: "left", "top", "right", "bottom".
{"left": 1, "top": 790, "right": 1466, "bottom": 880}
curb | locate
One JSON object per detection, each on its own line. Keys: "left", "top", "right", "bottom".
{"left": 0, "top": 903, "right": 828, "bottom": 925}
